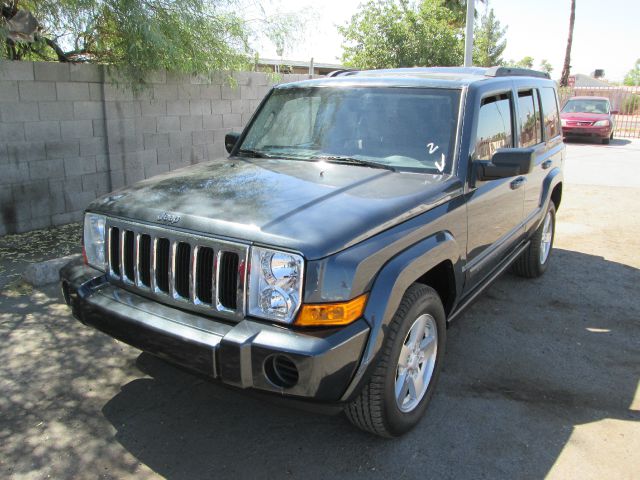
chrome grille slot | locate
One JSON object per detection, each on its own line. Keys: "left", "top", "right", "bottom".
{"left": 195, "top": 247, "right": 215, "bottom": 304}
{"left": 174, "top": 242, "right": 191, "bottom": 298}
{"left": 218, "top": 251, "right": 239, "bottom": 310}
{"left": 104, "top": 218, "right": 248, "bottom": 322}
{"left": 155, "top": 238, "right": 170, "bottom": 293}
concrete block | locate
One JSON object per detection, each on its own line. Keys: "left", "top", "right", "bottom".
{"left": 81, "top": 172, "right": 111, "bottom": 193}
{"left": 6, "top": 142, "right": 46, "bottom": 163}
{"left": 190, "top": 73, "right": 214, "bottom": 85}
{"left": 1, "top": 162, "right": 29, "bottom": 185}
{"left": 167, "top": 100, "right": 190, "bottom": 116}
{"left": 103, "top": 83, "right": 134, "bottom": 101}
{"left": 240, "top": 86, "right": 259, "bottom": 100}
{"left": 34, "top": 62, "right": 70, "bottom": 82}
{"left": 200, "top": 84, "right": 221, "bottom": 99}
{"left": 23, "top": 254, "right": 81, "bottom": 286}
{"left": 46, "top": 140, "right": 80, "bottom": 159}
{"left": 223, "top": 113, "right": 242, "bottom": 128}
{"left": 107, "top": 135, "right": 143, "bottom": 154}
{"left": 56, "top": 82, "right": 90, "bottom": 101}
{"left": 64, "top": 156, "right": 97, "bottom": 176}
{"left": 110, "top": 169, "right": 126, "bottom": 190}
{"left": 141, "top": 99, "right": 166, "bottom": 116}
{"left": 73, "top": 101, "right": 104, "bottom": 120}
{"left": 105, "top": 118, "right": 136, "bottom": 134}
{"left": 145, "top": 70, "right": 167, "bottom": 84}
{"left": 190, "top": 99, "right": 211, "bottom": 115}
{"left": 0, "top": 101, "right": 39, "bottom": 122}
{"left": 232, "top": 72, "right": 252, "bottom": 86}
{"left": 92, "top": 119, "right": 106, "bottom": 137}
{"left": 25, "top": 121, "right": 60, "bottom": 142}
{"left": 140, "top": 116, "right": 157, "bottom": 133}
{"left": 168, "top": 131, "right": 192, "bottom": 148}
{"left": 18, "top": 81, "right": 57, "bottom": 101}
{"left": 80, "top": 137, "right": 108, "bottom": 157}
{"left": 221, "top": 85, "right": 241, "bottom": 100}
{"left": 145, "top": 161, "right": 170, "bottom": 178}
{"left": 157, "top": 116, "right": 181, "bottom": 133}
{"left": 211, "top": 100, "right": 232, "bottom": 114}
{"left": 231, "top": 99, "right": 255, "bottom": 115}
{"left": 0, "top": 81, "right": 19, "bottom": 101}
{"left": 180, "top": 115, "right": 203, "bottom": 132}
{"left": 182, "top": 144, "right": 206, "bottom": 164}
{"left": 105, "top": 101, "right": 141, "bottom": 118}
{"left": 153, "top": 84, "right": 178, "bottom": 100}
{"left": 60, "top": 119, "right": 94, "bottom": 140}
{"left": 178, "top": 84, "right": 201, "bottom": 99}
{"left": 124, "top": 167, "right": 145, "bottom": 185}
{"left": 49, "top": 176, "right": 82, "bottom": 195}
{"left": 51, "top": 210, "right": 82, "bottom": 226}
{"left": 203, "top": 114, "right": 223, "bottom": 130}
{"left": 28, "top": 158, "right": 64, "bottom": 180}
{"left": 0, "top": 61, "right": 34, "bottom": 80}
{"left": 249, "top": 72, "right": 269, "bottom": 87}
{"left": 29, "top": 191, "right": 65, "bottom": 217}
{"left": 89, "top": 83, "right": 104, "bottom": 101}
{"left": 192, "top": 130, "right": 214, "bottom": 145}
{"left": 165, "top": 71, "right": 189, "bottom": 84}
{"left": 69, "top": 63, "right": 103, "bottom": 83}
{"left": 65, "top": 190, "right": 97, "bottom": 211}
{"left": 95, "top": 154, "right": 111, "bottom": 173}
{"left": 157, "top": 147, "right": 181, "bottom": 165}
{"left": 39, "top": 101, "right": 74, "bottom": 121}
{"left": 144, "top": 133, "right": 169, "bottom": 150}
{"left": 207, "top": 141, "right": 226, "bottom": 159}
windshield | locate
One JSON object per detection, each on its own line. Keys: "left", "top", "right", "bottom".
{"left": 562, "top": 98, "right": 610, "bottom": 114}
{"left": 238, "top": 87, "right": 461, "bottom": 174}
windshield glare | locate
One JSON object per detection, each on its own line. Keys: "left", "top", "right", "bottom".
{"left": 238, "top": 87, "right": 461, "bottom": 174}
{"left": 562, "top": 99, "right": 610, "bottom": 114}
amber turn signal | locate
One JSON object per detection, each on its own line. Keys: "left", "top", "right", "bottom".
{"left": 295, "top": 294, "right": 368, "bottom": 327}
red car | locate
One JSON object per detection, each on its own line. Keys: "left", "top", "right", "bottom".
{"left": 560, "top": 96, "right": 617, "bottom": 144}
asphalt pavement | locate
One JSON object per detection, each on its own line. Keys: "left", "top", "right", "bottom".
{"left": 1, "top": 138, "right": 639, "bottom": 480}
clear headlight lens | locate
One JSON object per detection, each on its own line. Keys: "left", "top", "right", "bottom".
{"left": 560, "top": 119, "right": 567, "bottom": 126}
{"left": 593, "top": 119, "right": 610, "bottom": 126}
{"left": 83, "top": 213, "right": 106, "bottom": 271}
{"left": 248, "top": 247, "right": 304, "bottom": 324}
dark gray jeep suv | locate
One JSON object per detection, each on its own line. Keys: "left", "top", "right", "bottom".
{"left": 61, "top": 67, "right": 564, "bottom": 437}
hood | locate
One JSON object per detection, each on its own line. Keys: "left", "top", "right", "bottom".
{"left": 90, "top": 157, "right": 462, "bottom": 259}
{"left": 560, "top": 111, "right": 610, "bottom": 121}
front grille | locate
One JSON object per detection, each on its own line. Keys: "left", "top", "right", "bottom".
{"left": 106, "top": 218, "right": 248, "bottom": 321}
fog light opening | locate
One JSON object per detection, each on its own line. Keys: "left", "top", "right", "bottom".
{"left": 264, "top": 354, "right": 299, "bottom": 389}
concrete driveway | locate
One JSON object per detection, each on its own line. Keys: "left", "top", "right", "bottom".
{"left": 1, "top": 140, "right": 639, "bottom": 479}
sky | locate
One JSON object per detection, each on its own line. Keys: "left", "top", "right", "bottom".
{"left": 253, "top": 0, "right": 640, "bottom": 82}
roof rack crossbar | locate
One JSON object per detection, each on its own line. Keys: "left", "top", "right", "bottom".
{"left": 485, "top": 66, "right": 550, "bottom": 79}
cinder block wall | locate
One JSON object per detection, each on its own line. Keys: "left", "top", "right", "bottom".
{"left": 0, "top": 61, "right": 313, "bottom": 235}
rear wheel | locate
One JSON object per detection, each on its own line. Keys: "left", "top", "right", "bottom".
{"left": 512, "top": 202, "right": 556, "bottom": 278}
{"left": 345, "top": 284, "right": 446, "bottom": 437}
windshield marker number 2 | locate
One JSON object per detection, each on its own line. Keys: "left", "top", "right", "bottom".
{"left": 427, "top": 142, "right": 446, "bottom": 173}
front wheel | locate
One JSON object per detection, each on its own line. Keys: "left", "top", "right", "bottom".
{"left": 511, "top": 202, "right": 556, "bottom": 278}
{"left": 345, "top": 284, "right": 446, "bottom": 437}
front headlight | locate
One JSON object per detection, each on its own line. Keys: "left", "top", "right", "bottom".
{"left": 83, "top": 213, "right": 106, "bottom": 271}
{"left": 594, "top": 119, "right": 610, "bottom": 126}
{"left": 248, "top": 247, "right": 304, "bottom": 324}
{"left": 560, "top": 119, "right": 567, "bottom": 127}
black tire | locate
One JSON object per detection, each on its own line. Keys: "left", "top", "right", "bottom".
{"left": 511, "top": 202, "right": 556, "bottom": 278}
{"left": 602, "top": 136, "right": 610, "bottom": 145}
{"left": 345, "top": 284, "right": 446, "bottom": 437}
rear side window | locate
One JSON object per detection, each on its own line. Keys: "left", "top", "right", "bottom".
{"left": 474, "top": 93, "right": 513, "bottom": 160}
{"left": 540, "top": 87, "right": 561, "bottom": 139}
{"left": 518, "top": 90, "right": 542, "bottom": 147}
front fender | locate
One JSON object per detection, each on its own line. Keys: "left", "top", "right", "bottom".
{"left": 340, "top": 231, "right": 462, "bottom": 401}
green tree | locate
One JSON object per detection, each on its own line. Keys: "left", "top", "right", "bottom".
{"left": 623, "top": 58, "right": 640, "bottom": 86}
{"left": 539, "top": 59, "right": 553, "bottom": 75}
{"left": 0, "top": 0, "right": 297, "bottom": 84}
{"left": 338, "top": 0, "right": 464, "bottom": 69}
{"left": 472, "top": 7, "right": 506, "bottom": 67}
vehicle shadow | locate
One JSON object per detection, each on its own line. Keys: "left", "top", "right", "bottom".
{"left": 101, "top": 248, "right": 640, "bottom": 479}
{"left": 564, "top": 137, "right": 632, "bottom": 146}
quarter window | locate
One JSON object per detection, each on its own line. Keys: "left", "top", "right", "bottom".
{"left": 540, "top": 87, "right": 561, "bottom": 139}
{"left": 518, "top": 90, "right": 542, "bottom": 147}
{"left": 474, "top": 93, "right": 513, "bottom": 161}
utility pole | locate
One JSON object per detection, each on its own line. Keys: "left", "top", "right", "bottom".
{"left": 464, "top": 0, "right": 475, "bottom": 67}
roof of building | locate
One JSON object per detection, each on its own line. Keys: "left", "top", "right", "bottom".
{"left": 573, "top": 73, "right": 611, "bottom": 87}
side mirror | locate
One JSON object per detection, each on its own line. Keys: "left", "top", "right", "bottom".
{"left": 476, "top": 148, "right": 536, "bottom": 181}
{"left": 611, "top": 110, "right": 619, "bottom": 115}
{"left": 225, "top": 132, "right": 241, "bottom": 153}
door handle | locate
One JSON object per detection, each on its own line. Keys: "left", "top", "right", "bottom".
{"left": 542, "top": 160, "right": 553, "bottom": 170}
{"left": 510, "top": 177, "right": 526, "bottom": 190}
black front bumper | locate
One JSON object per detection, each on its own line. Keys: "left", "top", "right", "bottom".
{"left": 60, "top": 259, "right": 369, "bottom": 402}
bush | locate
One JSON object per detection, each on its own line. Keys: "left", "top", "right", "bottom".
{"left": 621, "top": 95, "right": 640, "bottom": 115}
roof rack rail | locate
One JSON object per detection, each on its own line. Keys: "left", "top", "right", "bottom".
{"left": 485, "top": 66, "right": 550, "bottom": 79}
{"left": 326, "top": 69, "right": 358, "bottom": 77}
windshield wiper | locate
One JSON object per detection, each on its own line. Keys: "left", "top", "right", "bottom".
{"left": 311, "top": 155, "right": 396, "bottom": 171}
{"left": 236, "top": 148, "right": 273, "bottom": 158}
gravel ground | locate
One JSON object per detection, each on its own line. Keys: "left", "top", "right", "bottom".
{"left": 0, "top": 140, "right": 638, "bottom": 479}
